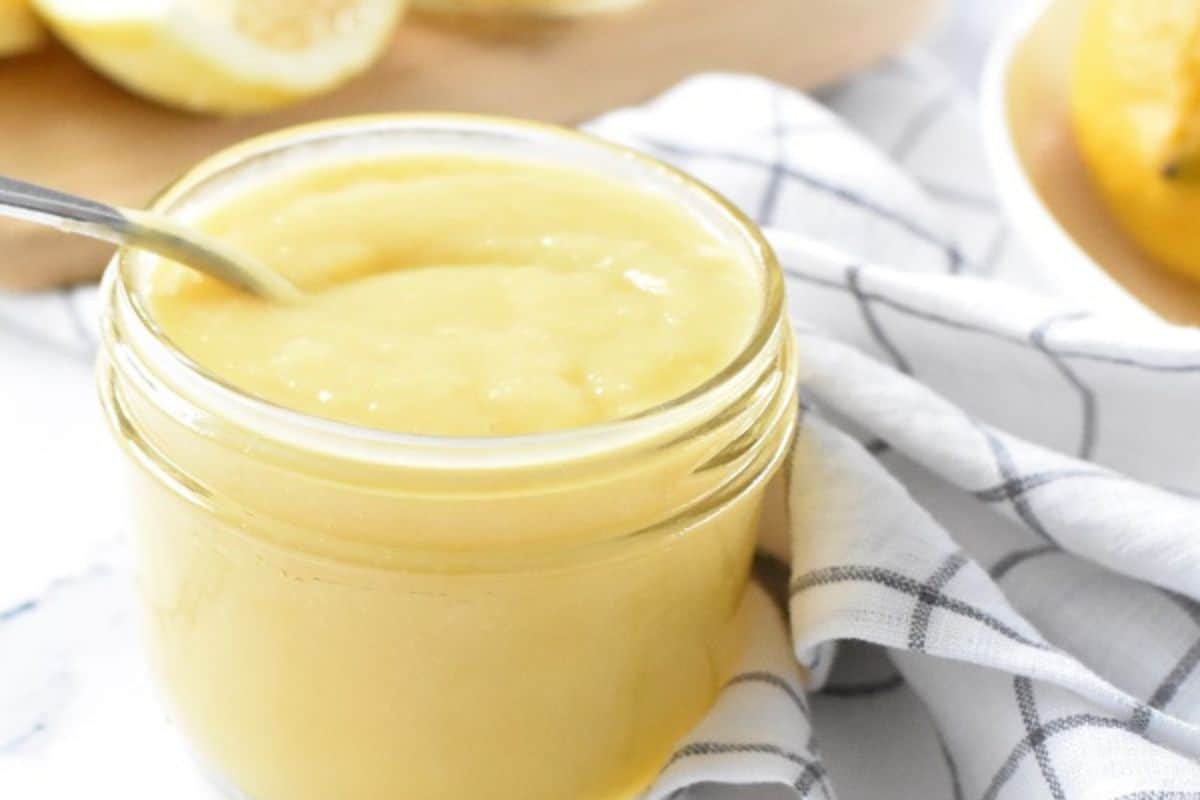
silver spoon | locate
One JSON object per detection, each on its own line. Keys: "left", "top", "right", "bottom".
{"left": 0, "top": 174, "right": 303, "bottom": 303}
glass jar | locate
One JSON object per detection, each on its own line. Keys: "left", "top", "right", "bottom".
{"left": 98, "top": 115, "right": 798, "bottom": 800}
{"left": 413, "top": 0, "right": 649, "bottom": 16}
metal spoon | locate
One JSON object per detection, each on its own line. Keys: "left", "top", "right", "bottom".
{"left": 0, "top": 174, "right": 303, "bottom": 303}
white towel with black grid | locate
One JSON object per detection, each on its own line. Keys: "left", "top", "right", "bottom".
{"left": 584, "top": 59, "right": 1200, "bottom": 799}
{"left": 4, "top": 53, "right": 1200, "bottom": 799}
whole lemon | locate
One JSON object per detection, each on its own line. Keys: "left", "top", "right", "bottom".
{"left": 1072, "top": 0, "right": 1200, "bottom": 281}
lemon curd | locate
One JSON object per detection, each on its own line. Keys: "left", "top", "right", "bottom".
{"left": 150, "top": 156, "right": 759, "bottom": 437}
{"left": 99, "top": 117, "right": 798, "bottom": 800}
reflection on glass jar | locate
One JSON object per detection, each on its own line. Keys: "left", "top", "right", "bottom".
{"left": 98, "top": 116, "right": 798, "bottom": 800}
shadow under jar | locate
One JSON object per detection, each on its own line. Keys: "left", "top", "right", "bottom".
{"left": 97, "top": 116, "right": 798, "bottom": 800}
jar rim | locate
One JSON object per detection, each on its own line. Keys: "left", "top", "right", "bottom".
{"left": 108, "top": 113, "right": 787, "bottom": 469}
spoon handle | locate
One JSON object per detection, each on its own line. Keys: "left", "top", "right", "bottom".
{"left": 0, "top": 174, "right": 302, "bottom": 303}
{"left": 0, "top": 174, "right": 129, "bottom": 239}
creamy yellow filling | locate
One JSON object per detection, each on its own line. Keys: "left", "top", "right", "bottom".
{"left": 119, "top": 147, "right": 784, "bottom": 800}
{"left": 149, "top": 155, "right": 759, "bottom": 436}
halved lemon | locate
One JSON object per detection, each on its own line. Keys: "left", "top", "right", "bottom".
{"left": 0, "top": 0, "right": 45, "bottom": 56}
{"left": 31, "top": 0, "right": 405, "bottom": 114}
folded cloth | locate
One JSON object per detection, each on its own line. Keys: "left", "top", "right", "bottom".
{"left": 582, "top": 63, "right": 1200, "bottom": 799}
{"left": 5, "top": 54, "right": 1200, "bottom": 799}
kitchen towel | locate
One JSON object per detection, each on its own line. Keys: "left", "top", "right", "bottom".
{"left": 5, "top": 52, "right": 1200, "bottom": 799}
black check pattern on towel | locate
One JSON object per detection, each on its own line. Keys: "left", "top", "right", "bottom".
{"left": 636, "top": 134, "right": 964, "bottom": 274}
{"left": 981, "top": 710, "right": 1138, "bottom": 800}
{"left": 907, "top": 553, "right": 969, "bottom": 651}
{"left": 790, "top": 564, "right": 1049, "bottom": 652}
{"left": 1014, "top": 678, "right": 1068, "bottom": 800}
{"left": 666, "top": 742, "right": 832, "bottom": 799}
{"left": 976, "top": 427, "right": 1058, "bottom": 544}
{"left": 1029, "top": 313, "right": 1098, "bottom": 460}
{"left": 846, "top": 265, "right": 913, "bottom": 375}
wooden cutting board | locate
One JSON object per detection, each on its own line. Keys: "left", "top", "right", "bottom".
{"left": 0, "top": 0, "right": 937, "bottom": 288}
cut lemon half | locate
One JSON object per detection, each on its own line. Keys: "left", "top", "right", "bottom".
{"left": 0, "top": 0, "right": 45, "bottom": 56}
{"left": 31, "top": 0, "right": 405, "bottom": 114}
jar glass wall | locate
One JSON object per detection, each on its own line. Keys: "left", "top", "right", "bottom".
{"left": 98, "top": 116, "right": 798, "bottom": 800}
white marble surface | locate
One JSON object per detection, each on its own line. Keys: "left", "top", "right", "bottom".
{"left": 0, "top": 2, "right": 1022, "bottom": 798}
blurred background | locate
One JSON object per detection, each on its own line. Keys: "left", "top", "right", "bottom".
{"left": 0, "top": 0, "right": 1003, "bottom": 289}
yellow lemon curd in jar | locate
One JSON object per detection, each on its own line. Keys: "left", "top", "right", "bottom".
{"left": 124, "top": 149, "right": 787, "bottom": 800}
{"left": 151, "top": 156, "right": 758, "bottom": 436}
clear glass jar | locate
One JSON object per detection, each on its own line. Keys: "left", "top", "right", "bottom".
{"left": 98, "top": 115, "right": 798, "bottom": 800}
{"left": 413, "top": 0, "right": 649, "bottom": 16}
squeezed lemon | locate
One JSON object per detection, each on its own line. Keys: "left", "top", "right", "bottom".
{"left": 32, "top": 0, "right": 404, "bottom": 113}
